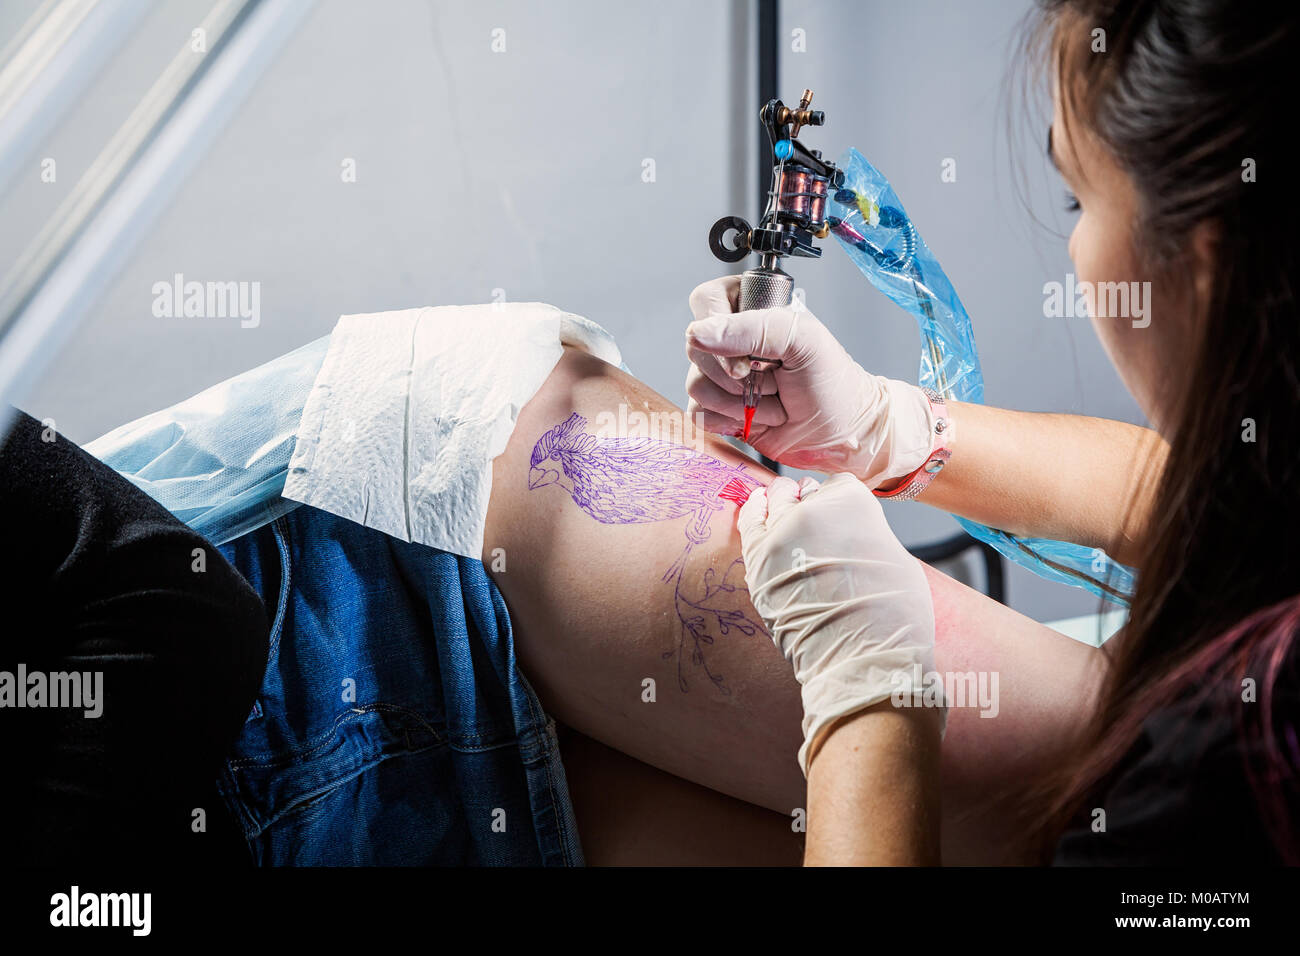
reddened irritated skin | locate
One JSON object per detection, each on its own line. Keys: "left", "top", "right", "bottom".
{"left": 482, "top": 347, "right": 1104, "bottom": 863}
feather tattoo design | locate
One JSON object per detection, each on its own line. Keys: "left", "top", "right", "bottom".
{"left": 528, "top": 412, "right": 770, "bottom": 692}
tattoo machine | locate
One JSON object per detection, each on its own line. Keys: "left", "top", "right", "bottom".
{"left": 708, "top": 89, "right": 844, "bottom": 441}
{"left": 706, "top": 92, "right": 1135, "bottom": 602}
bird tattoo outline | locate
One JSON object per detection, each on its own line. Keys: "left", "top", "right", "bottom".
{"left": 528, "top": 412, "right": 770, "bottom": 693}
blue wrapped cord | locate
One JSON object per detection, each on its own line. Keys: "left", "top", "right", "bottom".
{"left": 830, "top": 147, "right": 1136, "bottom": 606}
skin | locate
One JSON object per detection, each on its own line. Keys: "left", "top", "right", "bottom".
{"left": 558, "top": 727, "right": 806, "bottom": 866}
{"left": 483, "top": 347, "right": 1105, "bottom": 865}
{"left": 895, "top": 403, "right": 1164, "bottom": 569}
{"left": 1048, "top": 90, "right": 1200, "bottom": 433}
{"left": 805, "top": 703, "right": 943, "bottom": 866}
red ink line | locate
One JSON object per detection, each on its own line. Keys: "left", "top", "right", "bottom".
{"left": 718, "top": 477, "right": 752, "bottom": 507}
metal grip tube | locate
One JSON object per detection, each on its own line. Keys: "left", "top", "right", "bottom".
{"left": 739, "top": 266, "right": 794, "bottom": 313}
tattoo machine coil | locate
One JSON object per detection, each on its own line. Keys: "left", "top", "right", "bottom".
{"left": 708, "top": 89, "right": 844, "bottom": 440}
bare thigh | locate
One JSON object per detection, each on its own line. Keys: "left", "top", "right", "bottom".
{"left": 484, "top": 348, "right": 1105, "bottom": 863}
{"left": 559, "top": 727, "right": 804, "bottom": 866}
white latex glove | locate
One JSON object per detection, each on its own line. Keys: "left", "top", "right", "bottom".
{"left": 685, "top": 275, "right": 941, "bottom": 488}
{"left": 739, "top": 473, "right": 941, "bottom": 775}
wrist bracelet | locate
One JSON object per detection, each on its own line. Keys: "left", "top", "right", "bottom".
{"left": 873, "top": 387, "right": 952, "bottom": 502}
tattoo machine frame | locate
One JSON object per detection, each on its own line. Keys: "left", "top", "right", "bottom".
{"left": 708, "top": 89, "right": 844, "bottom": 440}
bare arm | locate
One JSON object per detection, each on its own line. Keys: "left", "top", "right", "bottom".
{"left": 804, "top": 703, "right": 943, "bottom": 865}
{"left": 484, "top": 348, "right": 1107, "bottom": 863}
{"left": 886, "top": 402, "right": 1165, "bottom": 567}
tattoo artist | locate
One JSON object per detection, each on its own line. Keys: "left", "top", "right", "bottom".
{"left": 681, "top": 0, "right": 1300, "bottom": 868}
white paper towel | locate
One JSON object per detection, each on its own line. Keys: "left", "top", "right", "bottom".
{"left": 283, "top": 303, "right": 622, "bottom": 558}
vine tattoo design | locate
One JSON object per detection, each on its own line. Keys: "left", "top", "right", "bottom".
{"left": 527, "top": 413, "right": 770, "bottom": 693}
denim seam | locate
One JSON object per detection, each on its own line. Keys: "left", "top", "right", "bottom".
{"left": 214, "top": 771, "right": 262, "bottom": 841}
{"left": 246, "top": 735, "right": 448, "bottom": 837}
{"left": 510, "top": 665, "right": 578, "bottom": 864}
{"left": 265, "top": 515, "right": 293, "bottom": 663}
{"left": 226, "top": 702, "right": 446, "bottom": 770}
{"left": 538, "top": 716, "right": 579, "bottom": 866}
{"left": 228, "top": 704, "right": 541, "bottom": 767}
{"left": 228, "top": 730, "right": 548, "bottom": 840}
{"left": 510, "top": 654, "right": 552, "bottom": 759}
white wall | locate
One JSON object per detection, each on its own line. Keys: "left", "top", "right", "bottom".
{"left": 3, "top": 0, "right": 750, "bottom": 432}
{"left": 2, "top": 0, "right": 1138, "bottom": 621}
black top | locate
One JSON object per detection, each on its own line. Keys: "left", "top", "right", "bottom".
{"left": 1054, "top": 647, "right": 1300, "bottom": 866}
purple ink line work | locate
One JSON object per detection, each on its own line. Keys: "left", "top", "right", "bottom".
{"left": 528, "top": 413, "right": 762, "bottom": 522}
{"left": 528, "top": 413, "right": 769, "bottom": 692}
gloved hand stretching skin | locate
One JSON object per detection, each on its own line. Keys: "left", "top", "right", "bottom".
{"left": 737, "top": 473, "right": 941, "bottom": 775}
{"left": 685, "top": 275, "right": 939, "bottom": 488}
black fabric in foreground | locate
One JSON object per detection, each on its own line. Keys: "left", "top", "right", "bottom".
{"left": 0, "top": 409, "right": 269, "bottom": 866}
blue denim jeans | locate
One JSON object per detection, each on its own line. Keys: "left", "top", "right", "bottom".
{"left": 215, "top": 504, "right": 583, "bottom": 866}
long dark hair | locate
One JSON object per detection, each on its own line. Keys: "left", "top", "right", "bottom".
{"left": 1027, "top": 0, "right": 1300, "bottom": 859}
